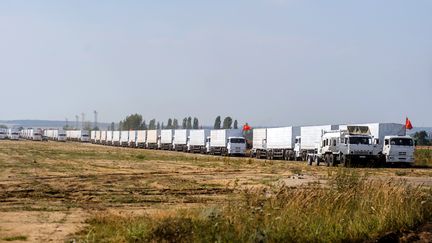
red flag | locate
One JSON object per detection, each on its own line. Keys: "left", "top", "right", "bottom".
{"left": 405, "top": 117, "right": 413, "bottom": 130}
{"left": 243, "top": 123, "right": 251, "bottom": 131}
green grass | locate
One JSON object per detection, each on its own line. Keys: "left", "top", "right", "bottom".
{"left": 415, "top": 149, "right": 432, "bottom": 167}
{"left": 2, "top": 235, "right": 28, "bottom": 241}
{"left": 72, "top": 169, "right": 432, "bottom": 242}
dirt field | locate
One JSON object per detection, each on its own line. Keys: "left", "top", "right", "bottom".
{"left": 0, "top": 141, "right": 431, "bottom": 242}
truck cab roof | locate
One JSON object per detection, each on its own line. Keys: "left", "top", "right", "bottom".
{"left": 384, "top": 135, "right": 412, "bottom": 139}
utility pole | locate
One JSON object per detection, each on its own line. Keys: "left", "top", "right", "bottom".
{"left": 81, "top": 113, "right": 85, "bottom": 129}
{"left": 75, "top": 115, "right": 79, "bottom": 130}
{"left": 93, "top": 110, "right": 98, "bottom": 129}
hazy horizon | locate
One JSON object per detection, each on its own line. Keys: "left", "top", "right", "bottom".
{"left": 1, "top": 1, "right": 431, "bottom": 127}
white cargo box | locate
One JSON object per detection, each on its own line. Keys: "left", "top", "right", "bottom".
{"left": 301, "top": 125, "right": 339, "bottom": 150}
{"left": 252, "top": 128, "right": 267, "bottom": 150}
{"left": 210, "top": 129, "right": 243, "bottom": 147}
{"left": 95, "top": 131, "right": 101, "bottom": 140}
{"left": 346, "top": 123, "right": 406, "bottom": 145}
{"left": 266, "top": 127, "right": 300, "bottom": 149}
{"left": 120, "top": 131, "right": 129, "bottom": 143}
{"left": 113, "top": 131, "right": 121, "bottom": 143}
{"left": 173, "top": 129, "right": 189, "bottom": 145}
{"left": 136, "top": 130, "right": 146, "bottom": 143}
{"left": 106, "top": 131, "right": 113, "bottom": 142}
{"left": 128, "top": 130, "right": 137, "bottom": 143}
{"left": 160, "top": 129, "right": 174, "bottom": 144}
{"left": 189, "top": 129, "right": 210, "bottom": 146}
{"left": 91, "top": 131, "right": 96, "bottom": 140}
{"left": 101, "top": 131, "right": 107, "bottom": 141}
{"left": 147, "top": 130, "right": 160, "bottom": 144}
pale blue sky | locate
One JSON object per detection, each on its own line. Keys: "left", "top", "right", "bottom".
{"left": 0, "top": 0, "right": 431, "bottom": 126}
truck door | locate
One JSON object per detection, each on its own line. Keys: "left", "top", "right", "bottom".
{"left": 383, "top": 139, "right": 390, "bottom": 155}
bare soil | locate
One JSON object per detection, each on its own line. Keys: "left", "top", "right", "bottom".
{"left": 0, "top": 140, "right": 431, "bottom": 242}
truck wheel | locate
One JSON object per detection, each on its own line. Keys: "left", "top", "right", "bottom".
{"left": 343, "top": 156, "right": 351, "bottom": 168}
{"left": 340, "top": 154, "right": 346, "bottom": 167}
{"left": 267, "top": 151, "right": 272, "bottom": 160}
{"left": 307, "top": 156, "right": 313, "bottom": 165}
{"left": 325, "top": 154, "right": 330, "bottom": 167}
{"left": 329, "top": 155, "right": 335, "bottom": 167}
{"left": 315, "top": 156, "right": 320, "bottom": 166}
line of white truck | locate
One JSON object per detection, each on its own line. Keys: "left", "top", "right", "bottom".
{"left": 251, "top": 123, "right": 414, "bottom": 166}
{"left": 10, "top": 122, "right": 415, "bottom": 167}
{"left": 18, "top": 129, "right": 90, "bottom": 142}
{"left": 0, "top": 129, "right": 19, "bottom": 140}
{"left": 90, "top": 129, "right": 247, "bottom": 155}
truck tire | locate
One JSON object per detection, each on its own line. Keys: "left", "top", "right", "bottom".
{"left": 342, "top": 155, "right": 351, "bottom": 168}
{"left": 267, "top": 151, "right": 272, "bottom": 160}
{"left": 307, "top": 155, "right": 313, "bottom": 166}
{"left": 315, "top": 156, "right": 320, "bottom": 166}
{"left": 325, "top": 154, "right": 330, "bottom": 167}
{"left": 329, "top": 154, "right": 335, "bottom": 167}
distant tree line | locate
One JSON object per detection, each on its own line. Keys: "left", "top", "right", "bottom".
{"left": 115, "top": 114, "right": 201, "bottom": 130}
{"left": 413, "top": 131, "right": 431, "bottom": 146}
{"left": 213, "top": 116, "right": 238, "bottom": 129}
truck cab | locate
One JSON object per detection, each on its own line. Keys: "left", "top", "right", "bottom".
{"left": 81, "top": 133, "right": 90, "bottom": 142}
{"left": 312, "top": 127, "right": 377, "bottom": 166}
{"left": 294, "top": 136, "right": 301, "bottom": 160}
{"left": 227, "top": 137, "right": 246, "bottom": 155}
{"left": 58, "top": 132, "right": 67, "bottom": 142}
{"left": 382, "top": 136, "right": 414, "bottom": 164}
{"left": 342, "top": 135, "right": 374, "bottom": 159}
{"left": 0, "top": 130, "right": 7, "bottom": 139}
{"left": 205, "top": 136, "right": 211, "bottom": 154}
{"left": 9, "top": 131, "right": 20, "bottom": 140}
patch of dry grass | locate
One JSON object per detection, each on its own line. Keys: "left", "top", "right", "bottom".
{"left": 72, "top": 169, "right": 432, "bottom": 242}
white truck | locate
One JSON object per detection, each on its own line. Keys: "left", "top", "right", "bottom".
{"left": 91, "top": 131, "right": 96, "bottom": 143}
{"left": 0, "top": 129, "right": 7, "bottom": 139}
{"left": 146, "top": 130, "right": 160, "bottom": 149}
{"left": 101, "top": 131, "right": 107, "bottom": 145}
{"left": 66, "top": 130, "right": 89, "bottom": 142}
{"left": 173, "top": 129, "right": 189, "bottom": 152}
{"left": 354, "top": 123, "right": 414, "bottom": 165}
{"left": 187, "top": 129, "right": 210, "bottom": 153}
{"left": 7, "top": 129, "right": 20, "bottom": 140}
{"left": 31, "top": 129, "right": 43, "bottom": 141}
{"left": 308, "top": 126, "right": 377, "bottom": 167}
{"left": 58, "top": 130, "right": 67, "bottom": 142}
{"left": 251, "top": 128, "right": 267, "bottom": 159}
{"left": 136, "top": 130, "right": 147, "bottom": 148}
{"left": 128, "top": 130, "right": 137, "bottom": 147}
{"left": 106, "top": 131, "right": 113, "bottom": 145}
{"left": 80, "top": 130, "right": 90, "bottom": 142}
{"left": 208, "top": 129, "right": 246, "bottom": 156}
{"left": 265, "top": 126, "right": 300, "bottom": 160}
{"left": 294, "top": 125, "right": 339, "bottom": 161}
{"left": 112, "top": 131, "right": 121, "bottom": 146}
{"left": 95, "top": 130, "right": 101, "bottom": 144}
{"left": 160, "top": 129, "right": 174, "bottom": 150}
{"left": 120, "top": 131, "right": 129, "bottom": 147}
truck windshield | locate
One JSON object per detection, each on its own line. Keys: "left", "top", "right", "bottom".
{"left": 230, "top": 138, "right": 245, "bottom": 143}
{"left": 349, "top": 137, "right": 370, "bottom": 145}
{"left": 390, "top": 138, "right": 413, "bottom": 146}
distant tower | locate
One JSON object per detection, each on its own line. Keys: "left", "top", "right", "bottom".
{"left": 93, "top": 110, "right": 98, "bottom": 129}
{"left": 81, "top": 113, "right": 85, "bottom": 129}
{"left": 75, "top": 115, "right": 79, "bottom": 130}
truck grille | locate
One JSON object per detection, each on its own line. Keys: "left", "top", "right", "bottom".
{"left": 399, "top": 152, "right": 407, "bottom": 156}
{"left": 355, "top": 150, "right": 370, "bottom": 155}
